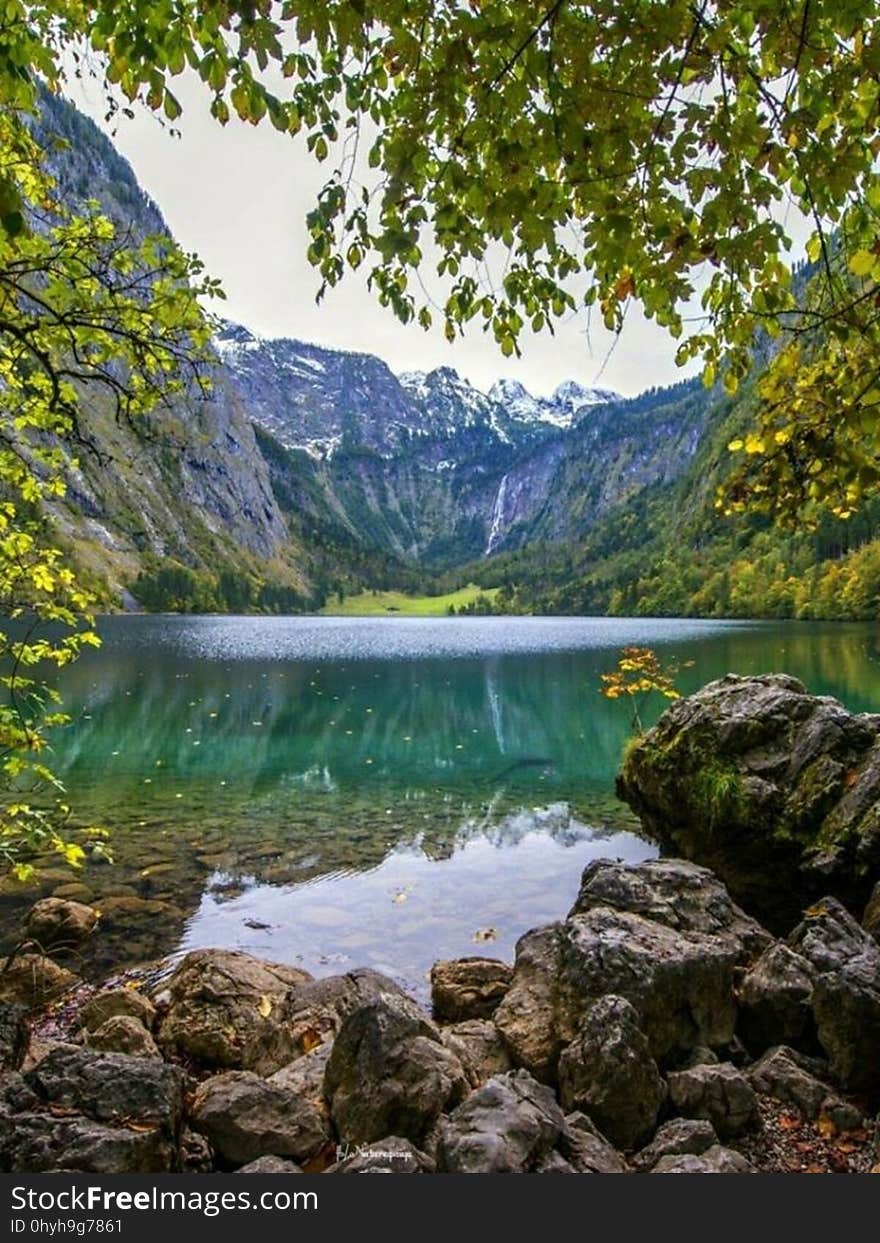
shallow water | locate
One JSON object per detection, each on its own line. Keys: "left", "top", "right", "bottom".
{"left": 4, "top": 615, "right": 879, "bottom": 999}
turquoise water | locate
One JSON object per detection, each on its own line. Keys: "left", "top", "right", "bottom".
{"left": 3, "top": 615, "right": 878, "bottom": 997}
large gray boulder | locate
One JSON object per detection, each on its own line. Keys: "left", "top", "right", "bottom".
{"left": 666, "top": 1062, "right": 758, "bottom": 1139}
{"left": 617, "top": 674, "right": 880, "bottom": 924}
{"left": 436, "top": 1070, "right": 566, "bottom": 1173}
{"left": 737, "top": 942, "right": 817, "bottom": 1054}
{"left": 324, "top": 992, "right": 468, "bottom": 1147}
{"left": 787, "top": 898, "right": 880, "bottom": 1091}
{"left": 495, "top": 907, "right": 739, "bottom": 1081}
{"left": 0, "top": 1047, "right": 186, "bottom": 1173}
{"left": 280, "top": 968, "right": 410, "bottom": 1054}
{"left": 190, "top": 1071, "right": 328, "bottom": 1167}
{"left": 557, "top": 995, "right": 666, "bottom": 1150}
{"left": 156, "top": 949, "right": 312, "bottom": 1074}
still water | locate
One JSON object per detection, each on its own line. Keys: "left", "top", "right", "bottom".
{"left": 4, "top": 615, "right": 879, "bottom": 998}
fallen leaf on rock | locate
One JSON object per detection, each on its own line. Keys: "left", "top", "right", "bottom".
{"left": 257, "top": 995, "right": 273, "bottom": 1018}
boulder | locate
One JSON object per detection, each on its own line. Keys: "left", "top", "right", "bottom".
{"left": 651, "top": 1145, "right": 753, "bottom": 1173}
{"left": 631, "top": 1119, "right": 718, "bottom": 1172}
{"left": 440, "top": 1019, "right": 512, "bottom": 1087}
{"left": 495, "top": 907, "right": 738, "bottom": 1081}
{"left": 788, "top": 897, "right": 880, "bottom": 1091}
{"left": 85, "top": 1016, "right": 161, "bottom": 1059}
{"left": 747, "top": 1045, "right": 832, "bottom": 1120}
{"left": 430, "top": 958, "right": 512, "bottom": 1023}
{"left": 156, "top": 949, "right": 312, "bottom": 1074}
{"left": 77, "top": 988, "right": 156, "bottom": 1033}
{"left": 666, "top": 1062, "right": 758, "bottom": 1139}
{"left": 737, "top": 942, "right": 817, "bottom": 1053}
{"left": 24, "top": 897, "right": 98, "bottom": 949}
{"left": 570, "top": 858, "right": 770, "bottom": 962}
{"left": 235, "top": 1156, "right": 302, "bottom": 1174}
{"left": 0, "top": 1003, "right": 28, "bottom": 1071}
{"left": 328, "top": 1139, "right": 435, "bottom": 1174}
{"left": 617, "top": 674, "right": 880, "bottom": 925}
{"left": 280, "top": 968, "right": 408, "bottom": 1055}
{"left": 557, "top": 995, "right": 665, "bottom": 1150}
{"left": 436, "top": 1070, "right": 566, "bottom": 1173}
{"left": 324, "top": 992, "right": 468, "bottom": 1147}
{"left": 191, "top": 1071, "right": 328, "bottom": 1167}
{"left": 0, "top": 953, "right": 78, "bottom": 1008}
{"left": 559, "top": 1112, "right": 628, "bottom": 1174}
{"left": 0, "top": 1047, "right": 186, "bottom": 1172}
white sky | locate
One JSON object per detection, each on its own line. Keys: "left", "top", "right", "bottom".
{"left": 67, "top": 72, "right": 721, "bottom": 399}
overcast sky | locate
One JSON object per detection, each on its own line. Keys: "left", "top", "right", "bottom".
{"left": 69, "top": 73, "right": 710, "bottom": 399}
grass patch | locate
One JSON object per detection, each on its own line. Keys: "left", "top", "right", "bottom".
{"left": 321, "top": 584, "right": 500, "bottom": 617}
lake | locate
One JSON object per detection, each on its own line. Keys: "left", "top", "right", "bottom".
{"left": 4, "top": 614, "right": 879, "bottom": 1000}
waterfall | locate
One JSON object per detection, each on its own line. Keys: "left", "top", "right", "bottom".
{"left": 484, "top": 473, "right": 509, "bottom": 555}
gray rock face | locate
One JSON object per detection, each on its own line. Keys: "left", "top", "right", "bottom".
{"left": 77, "top": 988, "right": 157, "bottom": 1033}
{"left": 24, "top": 897, "right": 98, "bottom": 949}
{"left": 571, "top": 858, "right": 770, "bottom": 962}
{"left": 0, "top": 1004, "right": 28, "bottom": 1071}
{"left": 328, "top": 1138, "right": 435, "bottom": 1174}
{"left": 747, "top": 1046, "right": 832, "bottom": 1120}
{"left": 440, "top": 1019, "right": 513, "bottom": 1087}
{"left": 430, "top": 958, "right": 512, "bottom": 1023}
{"left": 558, "top": 995, "right": 666, "bottom": 1150}
{"left": 280, "top": 968, "right": 408, "bottom": 1055}
{"left": 666, "top": 1063, "right": 759, "bottom": 1139}
{"left": 863, "top": 881, "right": 880, "bottom": 940}
{"left": 156, "top": 949, "right": 312, "bottom": 1074}
{"left": 559, "top": 1112, "right": 628, "bottom": 1174}
{"left": 436, "top": 1070, "right": 566, "bottom": 1173}
{"left": 787, "top": 898, "right": 880, "bottom": 1091}
{"left": 495, "top": 904, "right": 739, "bottom": 1081}
{"left": 0, "top": 953, "right": 78, "bottom": 1007}
{"left": 191, "top": 1071, "right": 328, "bottom": 1167}
{"left": 0, "top": 1047, "right": 186, "bottom": 1172}
{"left": 618, "top": 674, "right": 880, "bottom": 924}
{"left": 651, "top": 1145, "right": 753, "bottom": 1173}
{"left": 631, "top": 1118, "right": 718, "bottom": 1171}
{"left": 85, "top": 1016, "right": 161, "bottom": 1058}
{"left": 737, "top": 942, "right": 817, "bottom": 1053}
{"left": 324, "top": 992, "right": 468, "bottom": 1147}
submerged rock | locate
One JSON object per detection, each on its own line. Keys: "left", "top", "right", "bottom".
{"left": 156, "top": 949, "right": 312, "bottom": 1074}
{"left": 324, "top": 992, "right": 468, "bottom": 1147}
{"left": 430, "top": 957, "right": 512, "bottom": 1023}
{"left": 24, "top": 897, "right": 98, "bottom": 950}
{"left": 617, "top": 674, "right": 880, "bottom": 924}
{"left": 0, "top": 953, "right": 79, "bottom": 1008}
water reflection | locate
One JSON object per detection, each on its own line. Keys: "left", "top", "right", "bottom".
{"left": 2, "top": 615, "right": 879, "bottom": 992}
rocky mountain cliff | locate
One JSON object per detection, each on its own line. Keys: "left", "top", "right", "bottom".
{"left": 38, "top": 92, "right": 719, "bottom": 606}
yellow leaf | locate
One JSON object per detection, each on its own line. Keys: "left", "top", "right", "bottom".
{"left": 848, "top": 249, "right": 876, "bottom": 278}
{"left": 258, "top": 995, "right": 272, "bottom": 1018}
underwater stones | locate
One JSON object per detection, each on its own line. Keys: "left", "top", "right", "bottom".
{"left": 430, "top": 957, "right": 513, "bottom": 1023}
{"left": 156, "top": 948, "right": 312, "bottom": 1074}
{"left": 557, "top": 995, "right": 666, "bottom": 1151}
{"left": 617, "top": 674, "right": 880, "bottom": 924}
{"left": 0, "top": 953, "right": 79, "bottom": 1008}
{"left": 191, "top": 1071, "right": 327, "bottom": 1167}
{"left": 324, "top": 992, "right": 468, "bottom": 1147}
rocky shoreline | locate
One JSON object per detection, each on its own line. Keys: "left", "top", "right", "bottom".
{"left": 1, "top": 675, "right": 879, "bottom": 1175}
